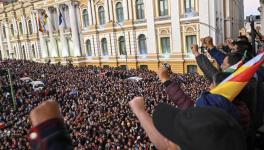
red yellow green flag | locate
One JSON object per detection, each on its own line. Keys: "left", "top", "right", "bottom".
{"left": 210, "top": 52, "right": 264, "bottom": 101}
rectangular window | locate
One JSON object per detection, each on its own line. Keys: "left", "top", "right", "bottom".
{"left": 185, "top": 0, "right": 195, "bottom": 13}
{"left": 159, "top": 0, "right": 168, "bottom": 16}
{"left": 2, "top": 27, "right": 6, "bottom": 39}
{"left": 186, "top": 35, "right": 197, "bottom": 53}
{"left": 140, "top": 65, "right": 148, "bottom": 70}
{"left": 187, "top": 65, "right": 197, "bottom": 73}
{"left": 161, "top": 37, "right": 171, "bottom": 54}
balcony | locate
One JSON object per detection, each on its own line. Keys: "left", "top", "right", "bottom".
{"left": 42, "top": 32, "right": 49, "bottom": 37}
{"left": 155, "top": 16, "right": 171, "bottom": 22}
{"left": 63, "top": 28, "right": 71, "bottom": 34}
{"left": 134, "top": 19, "right": 147, "bottom": 24}
{"left": 10, "top": 36, "right": 17, "bottom": 41}
{"left": 82, "top": 27, "right": 89, "bottom": 32}
{"left": 181, "top": 11, "right": 199, "bottom": 19}
{"left": 52, "top": 30, "right": 60, "bottom": 36}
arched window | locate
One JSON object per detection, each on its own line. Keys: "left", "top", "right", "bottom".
{"left": 19, "top": 22, "right": 23, "bottom": 34}
{"left": 22, "top": 45, "right": 26, "bottom": 60}
{"left": 136, "top": 0, "right": 145, "bottom": 19}
{"left": 28, "top": 20, "right": 33, "bottom": 35}
{"left": 82, "top": 9, "right": 89, "bottom": 27}
{"left": 98, "top": 6, "right": 105, "bottom": 25}
{"left": 10, "top": 24, "right": 14, "bottom": 36}
{"left": 186, "top": 35, "right": 197, "bottom": 53}
{"left": 101, "top": 38, "right": 108, "bottom": 56}
{"left": 116, "top": 2, "right": 124, "bottom": 22}
{"left": 138, "top": 34, "right": 147, "bottom": 54}
{"left": 118, "top": 36, "right": 126, "bottom": 55}
{"left": 6, "top": 50, "right": 9, "bottom": 58}
{"left": 86, "top": 40, "right": 92, "bottom": 56}
{"left": 161, "top": 37, "right": 170, "bottom": 54}
{"left": 159, "top": 0, "right": 168, "bottom": 16}
{"left": 2, "top": 26, "right": 6, "bottom": 38}
{"left": 13, "top": 46, "right": 16, "bottom": 58}
{"left": 32, "top": 45, "right": 36, "bottom": 58}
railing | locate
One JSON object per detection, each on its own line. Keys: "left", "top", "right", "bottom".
{"left": 63, "top": 28, "right": 71, "bottom": 34}
{"left": 181, "top": 11, "right": 199, "bottom": 18}
{"left": 155, "top": 16, "right": 171, "bottom": 21}
{"left": 134, "top": 19, "right": 147, "bottom": 24}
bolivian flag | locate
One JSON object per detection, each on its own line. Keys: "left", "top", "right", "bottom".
{"left": 211, "top": 52, "right": 264, "bottom": 101}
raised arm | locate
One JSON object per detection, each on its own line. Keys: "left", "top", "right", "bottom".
{"left": 28, "top": 101, "right": 73, "bottom": 150}
{"left": 129, "top": 97, "right": 169, "bottom": 150}
{"left": 157, "top": 68, "right": 194, "bottom": 109}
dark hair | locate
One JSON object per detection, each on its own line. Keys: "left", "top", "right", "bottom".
{"left": 226, "top": 52, "right": 243, "bottom": 66}
{"left": 237, "top": 36, "right": 249, "bottom": 42}
{"left": 213, "top": 72, "right": 232, "bottom": 85}
{"left": 235, "top": 41, "right": 251, "bottom": 53}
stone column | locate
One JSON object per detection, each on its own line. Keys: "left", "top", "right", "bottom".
{"left": 146, "top": 0, "right": 157, "bottom": 54}
{"left": 171, "top": 0, "right": 182, "bottom": 53}
{"left": 68, "top": 2, "right": 81, "bottom": 56}
{"left": 90, "top": 0, "right": 96, "bottom": 25}
{"left": 127, "top": 0, "right": 133, "bottom": 20}
{"left": 104, "top": 0, "right": 110, "bottom": 23}
{"left": 56, "top": 5, "right": 69, "bottom": 57}
{"left": 108, "top": 0, "right": 113, "bottom": 21}
{"left": 0, "top": 24, "right": 4, "bottom": 59}
{"left": 123, "top": 0, "right": 129, "bottom": 20}
{"left": 46, "top": 8, "right": 59, "bottom": 57}
{"left": 31, "top": 14, "right": 37, "bottom": 33}
{"left": 87, "top": 0, "right": 93, "bottom": 25}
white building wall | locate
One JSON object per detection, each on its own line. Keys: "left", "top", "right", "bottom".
{"left": 145, "top": 0, "right": 157, "bottom": 54}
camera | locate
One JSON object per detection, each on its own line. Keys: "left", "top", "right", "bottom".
{"left": 199, "top": 46, "right": 206, "bottom": 54}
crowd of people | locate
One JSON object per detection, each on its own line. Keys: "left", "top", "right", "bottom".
{"left": 0, "top": 60, "right": 209, "bottom": 149}
{"left": 1, "top": 34, "right": 264, "bottom": 150}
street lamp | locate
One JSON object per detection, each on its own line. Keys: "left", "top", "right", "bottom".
{"left": 0, "top": 69, "right": 17, "bottom": 110}
{"left": 115, "top": 21, "right": 128, "bottom": 70}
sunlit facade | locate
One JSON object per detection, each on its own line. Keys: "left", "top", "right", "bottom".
{"left": 0, "top": 0, "right": 244, "bottom": 73}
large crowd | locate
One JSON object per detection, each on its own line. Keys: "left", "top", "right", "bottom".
{"left": 0, "top": 60, "right": 209, "bottom": 149}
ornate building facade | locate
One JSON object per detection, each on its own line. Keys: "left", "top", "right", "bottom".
{"left": 0, "top": 0, "right": 244, "bottom": 73}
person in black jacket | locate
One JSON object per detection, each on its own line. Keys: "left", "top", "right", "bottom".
{"left": 191, "top": 44, "right": 243, "bottom": 82}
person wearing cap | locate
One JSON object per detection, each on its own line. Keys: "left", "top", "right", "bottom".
{"left": 153, "top": 103, "right": 247, "bottom": 150}
{"left": 129, "top": 97, "right": 247, "bottom": 150}
{"left": 158, "top": 67, "right": 251, "bottom": 129}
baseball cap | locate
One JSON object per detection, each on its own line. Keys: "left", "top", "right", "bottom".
{"left": 232, "top": 37, "right": 250, "bottom": 46}
{"left": 153, "top": 103, "right": 246, "bottom": 150}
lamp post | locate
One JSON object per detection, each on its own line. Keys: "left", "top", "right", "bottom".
{"left": 115, "top": 22, "right": 128, "bottom": 70}
{"left": 0, "top": 69, "right": 16, "bottom": 110}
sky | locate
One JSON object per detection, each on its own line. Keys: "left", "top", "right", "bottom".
{"left": 244, "top": 0, "right": 260, "bottom": 17}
